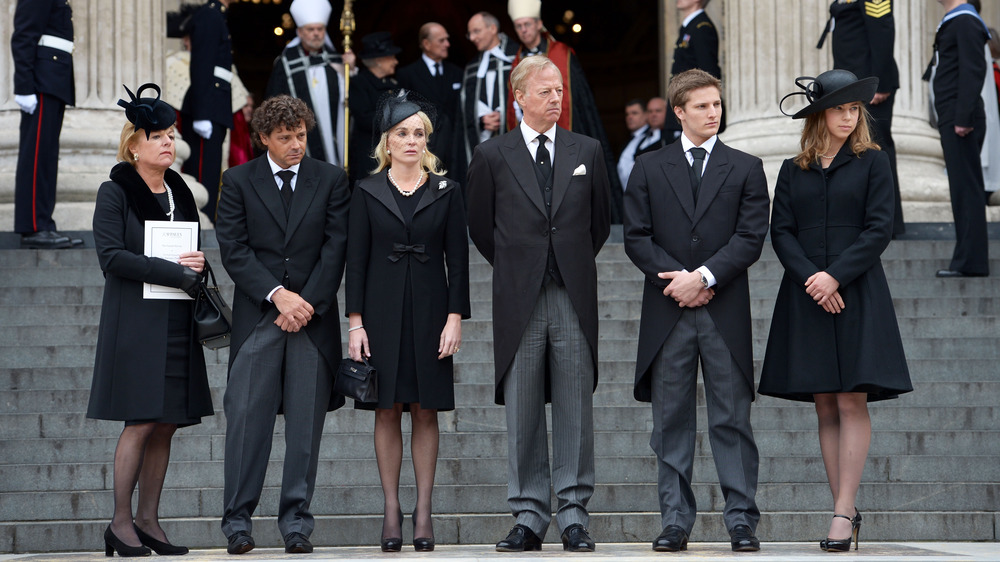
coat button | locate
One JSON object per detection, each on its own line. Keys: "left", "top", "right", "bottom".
{"left": 542, "top": 230, "right": 549, "bottom": 237}
{"left": 692, "top": 235, "right": 700, "bottom": 242}
{"left": 551, "top": 227, "right": 557, "bottom": 233}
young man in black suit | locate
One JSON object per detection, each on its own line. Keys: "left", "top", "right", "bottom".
{"left": 623, "top": 69, "right": 770, "bottom": 553}
{"left": 215, "top": 95, "right": 350, "bottom": 555}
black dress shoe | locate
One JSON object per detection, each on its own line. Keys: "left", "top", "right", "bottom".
{"left": 560, "top": 523, "right": 595, "bottom": 552}
{"left": 936, "top": 269, "right": 987, "bottom": 278}
{"left": 652, "top": 525, "right": 688, "bottom": 552}
{"left": 21, "top": 230, "right": 74, "bottom": 249}
{"left": 729, "top": 524, "right": 760, "bottom": 552}
{"left": 283, "top": 532, "right": 313, "bottom": 554}
{"left": 226, "top": 531, "right": 254, "bottom": 555}
{"left": 104, "top": 525, "right": 152, "bottom": 557}
{"left": 496, "top": 524, "right": 542, "bottom": 552}
{"left": 134, "top": 524, "right": 188, "bottom": 555}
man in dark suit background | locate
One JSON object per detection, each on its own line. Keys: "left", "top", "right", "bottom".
{"left": 666, "top": 0, "right": 724, "bottom": 137}
{"left": 467, "top": 55, "right": 611, "bottom": 553}
{"left": 396, "top": 22, "right": 464, "bottom": 177}
{"left": 623, "top": 69, "right": 769, "bottom": 553}
{"left": 181, "top": 0, "right": 233, "bottom": 223}
{"left": 215, "top": 95, "right": 350, "bottom": 555}
{"left": 11, "top": 0, "right": 81, "bottom": 249}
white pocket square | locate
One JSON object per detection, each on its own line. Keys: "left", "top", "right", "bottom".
{"left": 572, "top": 164, "right": 587, "bottom": 176}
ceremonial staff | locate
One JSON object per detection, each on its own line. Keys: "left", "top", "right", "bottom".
{"left": 340, "top": 0, "right": 355, "bottom": 176}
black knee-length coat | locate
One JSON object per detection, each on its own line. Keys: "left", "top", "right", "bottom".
{"left": 87, "top": 162, "right": 214, "bottom": 422}
{"left": 345, "top": 171, "right": 471, "bottom": 410}
{"left": 758, "top": 147, "right": 912, "bottom": 402}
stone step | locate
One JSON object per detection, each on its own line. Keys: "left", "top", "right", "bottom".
{"left": 1, "top": 509, "right": 996, "bottom": 552}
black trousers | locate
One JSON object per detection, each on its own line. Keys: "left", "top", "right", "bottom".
{"left": 939, "top": 120, "right": 989, "bottom": 275}
{"left": 868, "top": 93, "right": 905, "bottom": 236}
{"left": 180, "top": 116, "right": 226, "bottom": 223}
{"left": 15, "top": 93, "right": 66, "bottom": 234}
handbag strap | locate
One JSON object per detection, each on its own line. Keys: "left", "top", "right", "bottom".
{"left": 202, "top": 259, "right": 219, "bottom": 287}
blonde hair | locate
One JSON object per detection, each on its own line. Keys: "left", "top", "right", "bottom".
{"left": 510, "top": 55, "right": 561, "bottom": 99}
{"left": 371, "top": 111, "right": 446, "bottom": 175}
{"left": 117, "top": 122, "right": 176, "bottom": 166}
{"left": 794, "top": 103, "right": 880, "bottom": 170}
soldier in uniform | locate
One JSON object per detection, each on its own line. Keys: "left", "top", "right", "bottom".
{"left": 11, "top": 0, "right": 81, "bottom": 249}
{"left": 265, "top": 0, "right": 354, "bottom": 168}
{"left": 180, "top": 0, "right": 233, "bottom": 223}
{"left": 668, "top": 0, "right": 724, "bottom": 136}
{"left": 460, "top": 12, "right": 519, "bottom": 166}
{"left": 819, "top": 0, "right": 904, "bottom": 236}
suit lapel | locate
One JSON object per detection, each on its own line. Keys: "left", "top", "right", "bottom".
{"left": 691, "top": 142, "right": 734, "bottom": 226}
{"left": 550, "top": 128, "right": 578, "bottom": 217}
{"left": 361, "top": 170, "right": 406, "bottom": 224}
{"left": 250, "top": 157, "right": 288, "bottom": 230}
{"left": 659, "top": 142, "right": 696, "bottom": 219}
{"left": 285, "top": 158, "right": 320, "bottom": 242}
{"left": 413, "top": 174, "right": 452, "bottom": 217}
{"left": 500, "top": 129, "right": 547, "bottom": 217}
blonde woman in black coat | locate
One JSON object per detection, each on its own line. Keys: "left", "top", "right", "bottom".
{"left": 87, "top": 84, "right": 213, "bottom": 556}
{"left": 346, "top": 90, "right": 470, "bottom": 552}
{"left": 760, "top": 71, "right": 911, "bottom": 552}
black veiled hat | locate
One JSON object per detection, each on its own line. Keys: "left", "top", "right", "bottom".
{"left": 360, "top": 31, "right": 402, "bottom": 59}
{"left": 779, "top": 70, "right": 879, "bottom": 119}
{"left": 166, "top": 3, "right": 199, "bottom": 38}
{"left": 374, "top": 89, "right": 438, "bottom": 138}
{"left": 117, "top": 83, "right": 177, "bottom": 139}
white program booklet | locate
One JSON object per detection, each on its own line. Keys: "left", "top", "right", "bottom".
{"left": 143, "top": 220, "right": 199, "bottom": 300}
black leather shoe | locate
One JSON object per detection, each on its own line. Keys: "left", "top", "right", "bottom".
{"left": 560, "top": 523, "right": 595, "bottom": 552}
{"left": 729, "top": 524, "right": 760, "bottom": 552}
{"left": 496, "top": 524, "right": 542, "bottom": 552}
{"left": 226, "top": 531, "right": 254, "bottom": 555}
{"left": 134, "top": 524, "right": 188, "bottom": 555}
{"left": 283, "top": 532, "right": 313, "bottom": 554}
{"left": 21, "top": 230, "right": 75, "bottom": 249}
{"left": 936, "top": 269, "right": 987, "bottom": 278}
{"left": 652, "top": 525, "right": 688, "bottom": 552}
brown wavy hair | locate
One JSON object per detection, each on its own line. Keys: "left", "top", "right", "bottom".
{"left": 794, "top": 103, "right": 880, "bottom": 169}
{"left": 250, "top": 95, "right": 315, "bottom": 151}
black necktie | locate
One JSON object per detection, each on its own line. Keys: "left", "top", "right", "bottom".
{"left": 277, "top": 170, "right": 294, "bottom": 215}
{"left": 435, "top": 63, "right": 443, "bottom": 77}
{"left": 689, "top": 147, "right": 706, "bottom": 199}
{"left": 535, "top": 134, "right": 552, "bottom": 178}
{"left": 633, "top": 129, "right": 652, "bottom": 156}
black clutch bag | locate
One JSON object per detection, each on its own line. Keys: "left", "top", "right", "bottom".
{"left": 336, "top": 357, "right": 379, "bottom": 403}
{"left": 194, "top": 261, "right": 233, "bottom": 349}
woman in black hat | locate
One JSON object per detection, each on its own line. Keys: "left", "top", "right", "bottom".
{"left": 346, "top": 89, "right": 470, "bottom": 552}
{"left": 760, "top": 70, "right": 911, "bottom": 552}
{"left": 349, "top": 31, "right": 402, "bottom": 186}
{"left": 87, "top": 84, "right": 214, "bottom": 557}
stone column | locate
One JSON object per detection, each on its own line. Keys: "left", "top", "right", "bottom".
{"left": 0, "top": 0, "right": 203, "bottom": 231}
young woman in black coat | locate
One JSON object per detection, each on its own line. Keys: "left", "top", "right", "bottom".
{"left": 346, "top": 91, "right": 470, "bottom": 552}
{"left": 87, "top": 84, "right": 214, "bottom": 556}
{"left": 761, "top": 71, "right": 912, "bottom": 552}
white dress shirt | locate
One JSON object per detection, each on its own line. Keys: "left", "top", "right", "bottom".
{"left": 679, "top": 132, "right": 719, "bottom": 287}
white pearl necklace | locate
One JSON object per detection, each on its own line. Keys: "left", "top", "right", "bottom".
{"left": 164, "top": 183, "right": 175, "bottom": 221}
{"left": 388, "top": 169, "right": 423, "bottom": 197}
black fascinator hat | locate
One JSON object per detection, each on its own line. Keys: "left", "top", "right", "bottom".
{"left": 117, "top": 83, "right": 177, "bottom": 139}
{"left": 166, "top": 3, "right": 198, "bottom": 38}
{"left": 779, "top": 70, "right": 879, "bottom": 119}
{"left": 374, "top": 89, "right": 438, "bottom": 138}
{"left": 361, "top": 31, "right": 402, "bottom": 60}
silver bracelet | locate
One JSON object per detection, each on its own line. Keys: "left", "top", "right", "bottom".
{"left": 348, "top": 325, "right": 364, "bottom": 332}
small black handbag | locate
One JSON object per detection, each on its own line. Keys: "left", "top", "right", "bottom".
{"left": 335, "top": 357, "right": 379, "bottom": 403}
{"left": 194, "top": 261, "right": 233, "bottom": 349}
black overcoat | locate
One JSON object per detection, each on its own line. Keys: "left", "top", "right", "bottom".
{"left": 87, "top": 163, "right": 213, "bottom": 422}
{"left": 467, "top": 126, "right": 612, "bottom": 404}
{"left": 345, "top": 172, "right": 471, "bottom": 410}
{"left": 758, "top": 147, "right": 912, "bottom": 402}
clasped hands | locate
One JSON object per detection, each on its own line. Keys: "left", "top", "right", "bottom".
{"left": 658, "top": 270, "right": 714, "bottom": 308}
{"left": 273, "top": 288, "right": 314, "bottom": 333}
{"left": 805, "top": 271, "right": 844, "bottom": 314}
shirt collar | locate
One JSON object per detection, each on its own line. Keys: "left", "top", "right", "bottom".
{"left": 266, "top": 152, "right": 301, "bottom": 177}
{"left": 421, "top": 53, "right": 440, "bottom": 74}
{"left": 520, "top": 119, "right": 557, "bottom": 147}
{"left": 680, "top": 132, "right": 717, "bottom": 155}
{"left": 633, "top": 124, "right": 650, "bottom": 138}
{"left": 682, "top": 9, "right": 704, "bottom": 28}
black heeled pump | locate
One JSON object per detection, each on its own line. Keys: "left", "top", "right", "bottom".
{"left": 380, "top": 508, "right": 403, "bottom": 552}
{"left": 820, "top": 510, "right": 862, "bottom": 552}
{"left": 134, "top": 524, "right": 189, "bottom": 555}
{"left": 104, "top": 525, "right": 151, "bottom": 557}
{"left": 412, "top": 509, "right": 435, "bottom": 552}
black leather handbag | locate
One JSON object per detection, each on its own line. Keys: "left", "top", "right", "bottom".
{"left": 335, "top": 357, "right": 379, "bottom": 403}
{"left": 194, "top": 261, "right": 233, "bottom": 349}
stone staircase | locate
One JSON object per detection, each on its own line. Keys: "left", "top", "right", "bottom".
{"left": 1, "top": 236, "right": 998, "bottom": 553}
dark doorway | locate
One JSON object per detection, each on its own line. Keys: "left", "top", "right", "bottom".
{"left": 227, "top": 0, "right": 659, "bottom": 153}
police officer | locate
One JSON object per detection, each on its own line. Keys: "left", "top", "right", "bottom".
{"left": 180, "top": 0, "right": 233, "bottom": 223}
{"left": 819, "top": 0, "right": 904, "bottom": 236}
{"left": 11, "top": 0, "right": 81, "bottom": 249}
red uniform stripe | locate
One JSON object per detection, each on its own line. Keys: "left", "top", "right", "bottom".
{"left": 30, "top": 95, "right": 44, "bottom": 232}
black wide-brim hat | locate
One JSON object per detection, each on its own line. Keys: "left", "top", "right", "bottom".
{"left": 361, "top": 31, "right": 402, "bottom": 59}
{"left": 780, "top": 69, "right": 879, "bottom": 119}
{"left": 117, "top": 83, "right": 177, "bottom": 139}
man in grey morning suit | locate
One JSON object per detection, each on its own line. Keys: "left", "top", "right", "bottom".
{"left": 467, "top": 55, "right": 611, "bottom": 553}
{"left": 623, "top": 69, "right": 770, "bottom": 552}
{"left": 215, "top": 96, "right": 350, "bottom": 555}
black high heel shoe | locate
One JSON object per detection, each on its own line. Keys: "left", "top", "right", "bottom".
{"left": 134, "top": 524, "right": 189, "bottom": 555}
{"left": 412, "top": 509, "right": 435, "bottom": 552}
{"left": 380, "top": 508, "right": 403, "bottom": 552}
{"left": 820, "top": 509, "right": 862, "bottom": 552}
{"left": 104, "top": 525, "right": 151, "bottom": 557}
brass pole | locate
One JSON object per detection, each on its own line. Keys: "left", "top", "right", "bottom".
{"left": 339, "top": 0, "right": 355, "bottom": 175}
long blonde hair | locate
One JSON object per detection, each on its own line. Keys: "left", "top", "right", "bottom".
{"left": 371, "top": 111, "right": 446, "bottom": 175}
{"left": 794, "top": 103, "right": 879, "bottom": 169}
